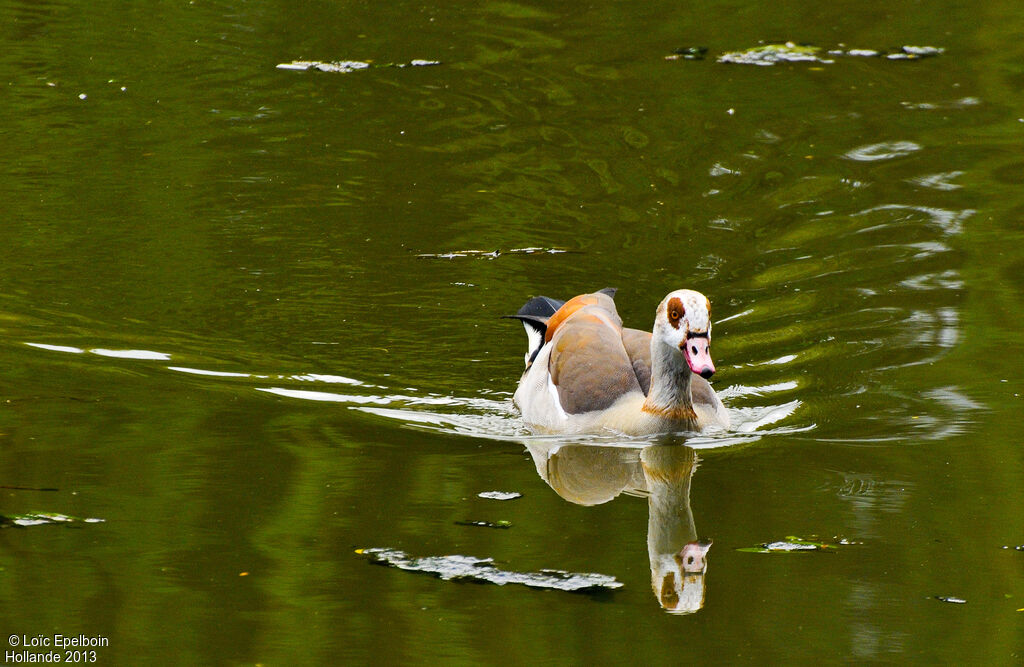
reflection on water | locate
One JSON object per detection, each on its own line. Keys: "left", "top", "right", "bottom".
{"left": 843, "top": 141, "right": 922, "bottom": 162}
{"left": 15, "top": 332, "right": 808, "bottom": 618}
{"left": 526, "top": 440, "right": 710, "bottom": 613}
{"left": 25, "top": 342, "right": 172, "bottom": 360}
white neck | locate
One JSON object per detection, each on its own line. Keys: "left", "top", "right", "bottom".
{"left": 642, "top": 338, "right": 696, "bottom": 424}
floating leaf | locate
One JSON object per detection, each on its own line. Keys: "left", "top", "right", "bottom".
{"left": 737, "top": 535, "right": 847, "bottom": 553}
{"left": 1, "top": 512, "right": 105, "bottom": 528}
{"left": 276, "top": 60, "right": 441, "bottom": 73}
{"left": 664, "top": 47, "right": 707, "bottom": 61}
{"left": 707, "top": 42, "right": 944, "bottom": 67}
{"left": 477, "top": 491, "right": 522, "bottom": 501}
{"left": 417, "top": 248, "right": 569, "bottom": 260}
{"left": 719, "top": 43, "right": 829, "bottom": 66}
{"left": 357, "top": 547, "right": 622, "bottom": 593}
{"left": 277, "top": 60, "right": 372, "bottom": 73}
{"left": 887, "top": 46, "right": 945, "bottom": 60}
{"left": 455, "top": 520, "right": 512, "bottom": 529}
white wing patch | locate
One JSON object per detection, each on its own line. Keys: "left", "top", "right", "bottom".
{"left": 522, "top": 322, "right": 543, "bottom": 367}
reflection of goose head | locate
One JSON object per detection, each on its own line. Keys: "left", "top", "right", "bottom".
{"left": 524, "top": 439, "right": 710, "bottom": 614}
{"left": 640, "top": 444, "right": 709, "bottom": 614}
{"left": 652, "top": 540, "right": 712, "bottom": 613}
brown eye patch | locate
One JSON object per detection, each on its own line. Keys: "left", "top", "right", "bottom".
{"left": 667, "top": 297, "right": 685, "bottom": 329}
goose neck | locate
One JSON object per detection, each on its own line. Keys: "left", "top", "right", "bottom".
{"left": 642, "top": 339, "right": 696, "bottom": 421}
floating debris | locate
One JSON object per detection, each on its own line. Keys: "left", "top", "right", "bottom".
{"left": 1, "top": 512, "right": 105, "bottom": 528}
{"left": 886, "top": 46, "right": 945, "bottom": 60}
{"left": 740, "top": 541, "right": 822, "bottom": 553}
{"left": 840, "top": 49, "right": 881, "bottom": 58}
{"left": 421, "top": 249, "right": 499, "bottom": 260}
{"left": 664, "top": 46, "right": 708, "bottom": 61}
{"left": 417, "top": 247, "right": 570, "bottom": 260}
{"left": 455, "top": 519, "right": 512, "bottom": 529}
{"left": 934, "top": 595, "right": 967, "bottom": 604}
{"left": 477, "top": 491, "right": 522, "bottom": 501}
{"left": 737, "top": 536, "right": 852, "bottom": 553}
{"left": 276, "top": 59, "right": 441, "bottom": 73}
{"left": 277, "top": 60, "right": 370, "bottom": 73}
{"left": 901, "top": 97, "right": 980, "bottom": 111}
{"left": 719, "top": 42, "right": 829, "bottom": 66}
{"left": 675, "top": 42, "right": 946, "bottom": 67}
{"left": 356, "top": 547, "right": 623, "bottom": 593}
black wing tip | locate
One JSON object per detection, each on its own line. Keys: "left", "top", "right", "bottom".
{"left": 513, "top": 295, "right": 565, "bottom": 319}
{"left": 503, "top": 289, "right": 616, "bottom": 321}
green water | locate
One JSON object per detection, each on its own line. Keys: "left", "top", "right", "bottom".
{"left": 1, "top": 0, "right": 1022, "bottom": 663}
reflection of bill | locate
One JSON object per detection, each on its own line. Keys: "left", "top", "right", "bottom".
{"left": 525, "top": 440, "right": 710, "bottom": 613}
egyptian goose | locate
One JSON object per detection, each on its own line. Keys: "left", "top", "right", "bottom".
{"left": 510, "top": 288, "right": 728, "bottom": 435}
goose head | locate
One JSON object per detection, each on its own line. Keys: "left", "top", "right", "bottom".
{"left": 653, "top": 289, "right": 716, "bottom": 380}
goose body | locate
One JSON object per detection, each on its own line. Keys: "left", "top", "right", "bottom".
{"left": 510, "top": 289, "right": 728, "bottom": 435}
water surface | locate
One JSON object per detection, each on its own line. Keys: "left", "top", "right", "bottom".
{"left": 1, "top": 0, "right": 1022, "bottom": 663}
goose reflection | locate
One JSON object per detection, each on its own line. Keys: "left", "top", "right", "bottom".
{"left": 525, "top": 440, "right": 710, "bottom": 613}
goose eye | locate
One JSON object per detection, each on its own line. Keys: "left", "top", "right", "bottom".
{"left": 691, "top": 344, "right": 698, "bottom": 355}
{"left": 666, "top": 297, "right": 686, "bottom": 329}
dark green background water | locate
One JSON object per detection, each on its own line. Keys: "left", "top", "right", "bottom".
{"left": 1, "top": 0, "right": 1022, "bottom": 663}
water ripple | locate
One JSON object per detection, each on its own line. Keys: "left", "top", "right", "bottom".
{"left": 854, "top": 204, "right": 974, "bottom": 235}
{"left": 843, "top": 141, "right": 922, "bottom": 162}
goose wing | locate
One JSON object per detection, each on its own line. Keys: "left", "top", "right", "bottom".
{"left": 621, "top": 327, "right": 654, "bottom": 395}
{"left": 546, "top": 295, "right": 642, "bottom": 415}
{"left": 506, "top": 288, "right": 617, "bottom": 369}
